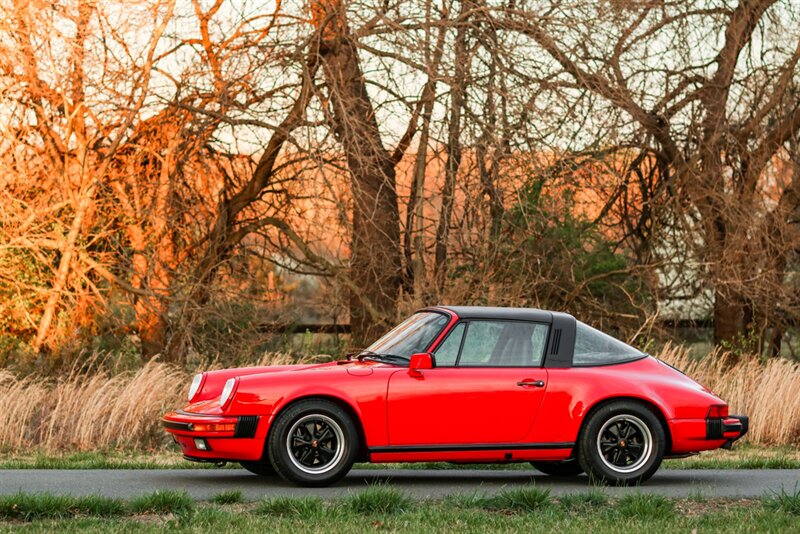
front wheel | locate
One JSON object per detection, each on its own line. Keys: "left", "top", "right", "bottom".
{"left": 531, "top": 459, "right": 584, "bottom": 477}
{"left": 267, "top": 399, "right": 358, "bottom": 487}
{"left": 577, "top": 400, "right": 665, "bottom": 485}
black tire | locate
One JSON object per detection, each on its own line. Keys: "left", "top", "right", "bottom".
{"left": 267, "top": 399, "right": 358, "bottom": 487}
{"left": 239, "top": 461, "right": 276, "bottom": 477}
{"left": 577, "top": 400, "right": 665, "bottom": 485}
{"left": 531, "top": 459, "right": 584, "bottom": 477}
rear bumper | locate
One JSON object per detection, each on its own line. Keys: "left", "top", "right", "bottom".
{"left": 668, "top": 413, "right": 748, "bottom": 454}
{"left": 707, "top": 414, "right": 748, "bottom": 449}
{"left": 161, "top": 410, "right": 269, "bottom": 462}
{"left": 706, "top": 414, "right": 748, "bottom": 440}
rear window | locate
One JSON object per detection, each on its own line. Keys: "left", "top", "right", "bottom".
{"left": 573, "top": 321, "right": 644, "bottom": 366}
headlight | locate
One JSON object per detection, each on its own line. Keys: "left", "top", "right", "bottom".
{"left": 219, "top": 378, "right": 237, "bottom": 408}
{"left": 188, "top": 373, "right": 204, "bottom": 402}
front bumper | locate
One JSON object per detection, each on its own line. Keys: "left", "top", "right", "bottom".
{"left": 161, "top": 410, "right": 268, "bottom": 462}
{"left": 161, "top": 410, "right": 259, "bottom": 438}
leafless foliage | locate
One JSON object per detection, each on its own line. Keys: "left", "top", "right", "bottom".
{"left": 1, "top": 0, "right": 800, "bottom": 364}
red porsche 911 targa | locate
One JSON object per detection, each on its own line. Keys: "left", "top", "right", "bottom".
{"left": 162, "top": 306, "right": 748, "bottom": 487}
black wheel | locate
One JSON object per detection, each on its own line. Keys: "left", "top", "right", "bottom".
{"left": 267, "top": 399, "right": 358, "bottom": 487}
{"left": 577, "top": 400, "right": 665, "bottom": 485}
{"left": 239, "top": 461, "right": 276, "bottom": 477}
{"left": 531, "top": 459, "right": 584, "bottom": 477}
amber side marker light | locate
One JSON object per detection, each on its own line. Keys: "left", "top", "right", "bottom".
{"left": 190, "top": 423, "right": 236, "bottom": 433}
{"left": 707, "top": 405, "right": 729, "bottom": 418}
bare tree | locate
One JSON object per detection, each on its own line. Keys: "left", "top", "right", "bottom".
{"left": 433, "top": 1, "right": 472, "bottom": 289}
{"left": 4, "top": 0, "right": 799, "bottom": 365}
{"left": 500, "top": 0, "right": 800, "bottom": 348}
{"left": 0, "top": 0, "right": 176, "bottom": 355}
{"left": 310, "top": 1, "right": 418, "bottom": 344}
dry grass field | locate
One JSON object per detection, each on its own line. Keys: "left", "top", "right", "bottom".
{"left": 659, "top": 346, "right": 800, "bottom": 446}
{"left": 0, "top": 362, "right": 184, "bottom": 451}
{"left": 0, "top": 349, "right": 798, "bottom": 453}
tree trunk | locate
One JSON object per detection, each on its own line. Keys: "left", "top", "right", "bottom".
{"left": 476, "top": 15, "right": 504, "bottom": 249}
{"left": 404, "top": 99, "right": 434, "bottom": 301}
{"left": 713, "top": 290, "right": 745, "bottom": 347}
{"left": 313, "top": 1, "right": 403, "bottom": 345}
{"left": 434, "top": 1, "right": 470, "bottom": 289}
{"left": 127, "top": 220, "right": 175, "bottom": 359}
{"left": 33, "top": 182, "right": 97, "bottom": 352}
{"left": 135, "top": 295, "right": 169, "bottom": 358}
{"left": 769, "top": 328, "right": 782, "bottom": 358}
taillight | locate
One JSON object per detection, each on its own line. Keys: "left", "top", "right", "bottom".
{"left": 707, "top": 405, "right": 728, "bottom": 418}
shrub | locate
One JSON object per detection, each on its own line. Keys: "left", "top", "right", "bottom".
{"left": 129, "top": 490, "right": 194, "bottom": 515}
{"left": 615, "top": 494, "right": 674, "bottom": 520}
{"left": 480, "top": 487, "right": 552, "bottom": 512}
{"left": 211, "top": 490, "right": 244, "bottom": 505}
{"left": 559, "top": 489, "right": 608, "bottom": 511}
{"left": 255, "top": 496, "right": 324, "bottom": 517}
{"left": 764, "top": 485, "right": 800, "bottom": 516}
{"left": 344, "top": 486, "right": 412, "bottom": 515}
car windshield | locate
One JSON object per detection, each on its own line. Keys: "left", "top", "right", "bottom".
{"left": 362, "top": 312, "right": 450, "bottom": 361}
{"left": 573, "top": 321, "right": 645, "bottom": 366}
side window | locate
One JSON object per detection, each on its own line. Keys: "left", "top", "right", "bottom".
{"left": 433, "top": 323, "right": 465, "bottom": 367}
{"left": 459, "top": 321, "right": 549, "bottom": 367}
{"left": 459, "top": 321, "right": 503, "bottom": 366}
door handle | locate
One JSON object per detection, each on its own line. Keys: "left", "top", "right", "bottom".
{"left": 517, "top": 380, "right": 545, "bottom": 388}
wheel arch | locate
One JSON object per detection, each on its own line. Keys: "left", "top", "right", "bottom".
{"left": 263, "top": 394, "right": 369, "bottom": 462}
{"left": 577, "top": 396, "right": 673, "bottom": 455}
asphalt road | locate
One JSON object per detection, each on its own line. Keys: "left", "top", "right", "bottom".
{"left": 0, "top": 469, "right": 797, "bottom": 500}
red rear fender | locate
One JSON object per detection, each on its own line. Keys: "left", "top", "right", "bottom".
{"left": 530, "top": 357, "right": 724, "bottom": 445}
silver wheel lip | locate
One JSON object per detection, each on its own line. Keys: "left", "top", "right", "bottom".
{"left": 596, "top": 414, "right": 653, "bottom": 474}
{"left": 286, "top": 413, "right": 346, "bottom": 475}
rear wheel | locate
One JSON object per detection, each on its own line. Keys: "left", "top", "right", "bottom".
{"left": 267, "top": 399, "right": 358, "bottom": 487}
{"left": 577, "top": 400, "right": 665, "bottom": 485}
{"left": 531, "top": 459, "right": 584, "bottom": 477}
{"left": 239, "top": 461, "right": 276, "bottom": 477}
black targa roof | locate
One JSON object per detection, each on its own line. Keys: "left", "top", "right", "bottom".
{"left": 420, "top": 306, "right": 576, "bottom": 367}
{"left": 422, "top": 306, "right": 571, "bottom": 324}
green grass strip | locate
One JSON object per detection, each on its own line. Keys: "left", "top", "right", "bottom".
{"left": 0, "top": 484, "right": 797, "bottom": 531}
{"left": 0, "top": 493, "right": 126, "bottom": 521}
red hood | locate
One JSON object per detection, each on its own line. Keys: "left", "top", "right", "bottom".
{"left": 184, "top": 359, "right": 385, "bottom": 412}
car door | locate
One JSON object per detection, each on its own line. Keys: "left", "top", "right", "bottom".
{"left": 386, "top": 320, "right": 550, "bottom": 446}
